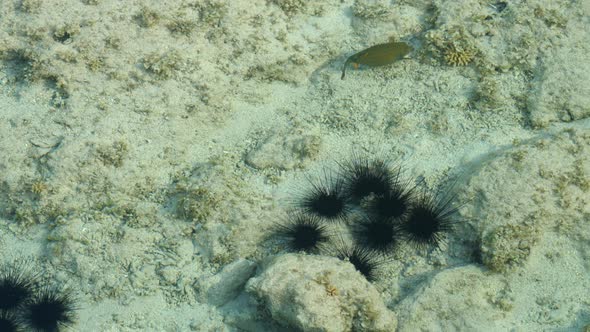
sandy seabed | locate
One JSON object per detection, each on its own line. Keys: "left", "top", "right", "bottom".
{"left": 0, "top": 0, "right": 589, "bottom": 331}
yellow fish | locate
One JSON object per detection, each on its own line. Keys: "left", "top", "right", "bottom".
{"left": 341, "top": 41, "right": 412, "bottom": 79}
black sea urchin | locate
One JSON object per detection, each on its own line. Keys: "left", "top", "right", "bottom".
{"left": 297, "top": 171, "right": 351, "bottom": 222}
{"left": 340, "top": 157, "right": 395, "bottom": 203}
{"left": 365, "top": 171, "right": 416, "bottom": 220}
{"left": 273, "top": 213, "right": 330, "bottom": 253}
{"left": 400, "top": 190, "right": 457, "bottom": 251}
{"left": 351, "top": 215, "right": 402, "bottom": 254}
{"left": 20, "top": 285, "right": 77, "bottom": 332}
{"left": 0, "top": 261, "right": 37, "bottom": 312}
{"left": 335, "top": 244, "right": 386, "bottom": 282}
{"left": 0, "top": 311, "right": 22, "bottom": 332}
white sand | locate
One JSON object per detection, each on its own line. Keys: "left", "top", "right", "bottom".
{"left": 0, "top": 0, "right": 589, "bottom": 331}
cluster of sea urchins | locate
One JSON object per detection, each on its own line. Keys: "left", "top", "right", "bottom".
{"left": 0, "top": 260, "right": 77, "bottom": 332}
{"left": 272, "top": 156, "right": 458, "bottom": 282}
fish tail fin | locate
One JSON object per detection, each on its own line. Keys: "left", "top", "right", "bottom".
{"left": 341, "top": 60, "right": 349, "bottom": 80}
